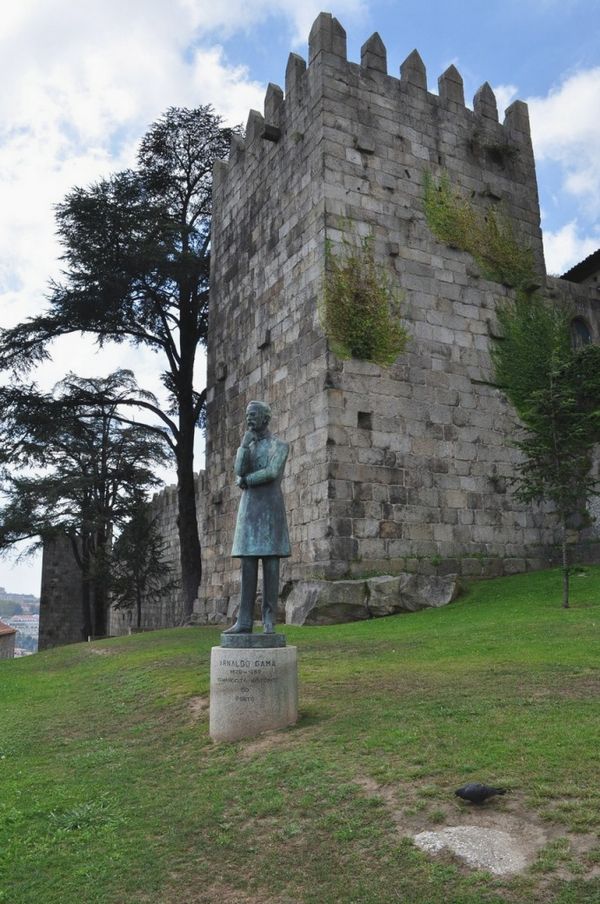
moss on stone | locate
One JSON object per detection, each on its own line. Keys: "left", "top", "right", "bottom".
{"left": 423, "top": 171, "right": 536, "bottom": 296}
{"left": 321, "top": 230, "right": 408, "bottom": 367}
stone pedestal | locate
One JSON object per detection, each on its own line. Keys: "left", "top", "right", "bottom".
{"left": 209, "top": 640, "right": 298, "bottom": 742}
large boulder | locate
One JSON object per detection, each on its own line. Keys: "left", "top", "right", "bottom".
{"left": 285, "top": 579, "right": 369, "bottom": 626}
{"left": 367, "top": 573, "right": 458, "bottom": 616}
{"left": 285, "top": 573, "right": 458, "bottom": 626}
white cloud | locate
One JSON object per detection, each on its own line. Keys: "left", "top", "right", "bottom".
{"left": 528, "top": 67, "right": 600, "bottom": 214}
{"left": 184, "top": 0, "right": 367, "bottom": 47}
{"left": 0, "top": 0, "right": 284, "bottom": 595}
{"left": 0, "top": 0, "right": 276, "bottom": 452}
{"left": 542, "top": 220, "right": 599, "bottom": 276}
{"left": 492, "top": 83, "right": 518, "bottom": 118}
{"left": 0, "top": 0, "right": 368, "bottom": 337}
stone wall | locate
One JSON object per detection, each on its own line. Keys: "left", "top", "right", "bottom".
{"left": 108, "top": 473, "right": 206, "bottom": 635}
{"left": 198, "top": 35, "right": 333, "bottom": 624}
{"left": 0, "top": 622, "right": 16, "bottom": 659}
{"left": 196, "top": 13, "right": 600, "bottom": 622}
{"left": 39, "top": 536, "right": 85, "bottom": 649}
{"left": 38, "top": 14, "right": 600, "bottom": 639}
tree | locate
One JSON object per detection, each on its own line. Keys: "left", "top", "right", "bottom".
{"left": 0, "top": 106, "right": 234, "bottom": 618}
{"left": 492, "top": 296, "right": 600, "bottom": 607}
{"left": 0, "top": 370, "right": 169, "bottom": 637}
{"left": 111, "top": 500, "right": 178, "bottom": 630}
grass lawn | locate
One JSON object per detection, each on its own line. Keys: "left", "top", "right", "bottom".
{"left": 1, "top": 566, "right": 599, "bottom": 903}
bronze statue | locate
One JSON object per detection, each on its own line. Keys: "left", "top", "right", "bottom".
{"left": 224, "top": 400, "right": 290, "bottom": 634}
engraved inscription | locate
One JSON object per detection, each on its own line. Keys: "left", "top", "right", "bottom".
{"left": 216, "top": 656, "right": 278, "bottom": 703}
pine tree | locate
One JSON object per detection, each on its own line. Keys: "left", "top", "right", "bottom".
{"left": 0, "top": 106, "right": 234, "bottom": 618}
{"left": 492, "top": 297, "right": 600, "bottom": 607}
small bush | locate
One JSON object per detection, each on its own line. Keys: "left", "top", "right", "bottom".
{"left": 321, "top": 231, "right": 408, "bottom": 367}
{"left": 423, "top": 172, "right": 535, "bottom": 295}
{"left": 423, "top": 172, "right": 476, "bottom": 251}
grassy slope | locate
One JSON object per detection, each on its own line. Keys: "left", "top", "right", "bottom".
{"left": 1, "top": 567, "right": 599, "bottom": 904}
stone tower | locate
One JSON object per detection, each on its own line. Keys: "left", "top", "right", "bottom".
{"left": 197, "top": 13, "right": 599, "bottom": 623}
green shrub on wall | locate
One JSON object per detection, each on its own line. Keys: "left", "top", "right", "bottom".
{"left": 321, "top": 231, "right": 408, "bottom": 367}
{"left": 423, "top": 172, "right": 536, "bottom": 296}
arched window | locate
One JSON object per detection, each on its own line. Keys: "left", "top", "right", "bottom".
{"left": 571, "top": 317, "right": 592, "bottom": 349}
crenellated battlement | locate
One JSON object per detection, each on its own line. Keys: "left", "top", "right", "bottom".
{"left": 38, "top": 11, "right": 600, "bottom": 638}
{"left": 199, "top": 10, "right": 599, "bottom": 626}
{"left": 213, "top": 12, "right": 532, "bottom": 200}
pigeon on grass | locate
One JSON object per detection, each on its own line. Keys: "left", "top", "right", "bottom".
{"left": 455, "top": 783, "right": 507, "bottom": 804}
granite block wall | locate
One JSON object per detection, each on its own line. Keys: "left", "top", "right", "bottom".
{"left": 39, "top": 536, "right": 86, "bottom": 649}
{"left": 197, "top": 13, "right": 600, "bottom": 621}
{"left": 39, "top": 14, "right": 600, "bottom": 639}
{"left": 0, "top": 623, "right": 16, "bottom": 659}
{"left": 109, "top": 474, "right": 206, "bottom": 635}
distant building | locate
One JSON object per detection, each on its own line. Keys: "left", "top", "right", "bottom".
{"left": 0, "top": 586, "right": 39, "bottom": 605}
{"left": 561, "top": 249, "right": 600, "bottom": 292}
{"left": 0, "top": 619, "right": 17, "bottom": 660}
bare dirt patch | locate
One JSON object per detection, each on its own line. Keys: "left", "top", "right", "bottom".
{"left": 241, "top": 729, "right": 297, "bottom": 757}
{"left": 355, "top": 776, "right": 598, "bottom": 878}
{"left": 239, "top": 717, "right": 318, "bottom": 757}
{"left": 163, "top": 880, "right": 299, "bottom": 903}
{"left": 188, "top": 696, "right": 209, "bottom": 721}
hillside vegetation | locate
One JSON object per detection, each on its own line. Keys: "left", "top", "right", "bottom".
{"left": 1, "top": 567, "right": 600, "bottom": 904}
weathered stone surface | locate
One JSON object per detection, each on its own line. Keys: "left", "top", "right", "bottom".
{"left": 198, "top": 12, "right": 600, "bottom": 626}
{"left": 438, "top": 64, "right": 464, "bottom": 106}
{"left": 108, "top": 478, "right": 207, "bottom": 636}
{"left": 39, "top": 535, "right": 86, "bottom": 648}
{"left": 414, "top": 826, "right": 528, "bottom": 876}
{"left": 308, "top": 12, "right": 346, "bottom": 63}
{"left": 473, "top": 82, "right": 498, "bottom": 121}
{"left": 361, "top": 32, "right": 387, "bottom": 73}
{"left": 400, "top": 49, "right": 427, "bottom": 90}
{"left": 285, "top": 579, "right": 369, "bottom": 625}
{"left": 264, "top": 83, "right": 283, "bottom": 125}
{"left": 45, "top": 16, "right": 599, "bottom": 642}
{"left": 286, "top": 573, "right": 458, "bottom": 625}
{"left": 0, "top": 621, "right": 16, "bottom": 659}
{"left": 367, "top": 573, "right": 458, "bottom": 615}
{"left": 209, "top": 645, "right": 298, "bottom": 742}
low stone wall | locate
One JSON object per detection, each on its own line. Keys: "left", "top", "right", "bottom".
{"left": 108, "top": 473, "right": 206, "bottom": 635}
{"left": 0, "top": 622, "right": 16, "bottom": 659}
{"left": 39, "top": 536, "right": 85, "bottom": 649}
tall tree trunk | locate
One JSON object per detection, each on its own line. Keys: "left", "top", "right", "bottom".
{"left": 81, "top": 576, "right": 92, "bottom": 640}
{"left": 80, "top": 539, "right": 93, "bottom": 640}
{"left": 176, "top": 402, "right": 202, "bottom": 622}
{"left": 176, "top": 292, "right": 203, "bottom": 623}
{"left": 561, "top": 519, "right": 570, "bottom": 609}
{"left": 93, "top": 529, "right": 110, "bottom": 636}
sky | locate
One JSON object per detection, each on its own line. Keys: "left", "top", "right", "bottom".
{"left": 0, "top": 0, "right": 599, "bottom": 594}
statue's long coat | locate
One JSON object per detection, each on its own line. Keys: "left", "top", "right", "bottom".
{"left": 231, "top": 433, "right": 291, "bottom": 558}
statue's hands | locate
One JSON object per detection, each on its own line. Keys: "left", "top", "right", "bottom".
{"left": 236, "top": 476, "right": 248, "bottom": 489}
{"left": 241, "top": 430, "right": 255, "bottom": 449}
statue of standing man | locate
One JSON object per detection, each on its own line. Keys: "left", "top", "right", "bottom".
{"left": 224, "top": 401, "right": 290, "bottom": 635}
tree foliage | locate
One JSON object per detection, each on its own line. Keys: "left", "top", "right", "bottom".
{"left": 0, "top": 106, "right": 234, "bottom": 617}
{"left": 423, "top": 171, "right": 536, "bottom": 294}
{"left": 0, "top": 370, "right": 169, "bottom": 636}
{"left": 321, "top": 231, "right": 408, "bottom": 366}
{"left": 491, "top": 297, "right": 600, "bottom": 606}
{"left": 111, "top": 500, "right": 179, "bottom": 630}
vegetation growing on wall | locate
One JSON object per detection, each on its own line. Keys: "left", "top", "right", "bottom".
{"left": 423, "top": 171, "right": 536, "bottom": 295}
{"left": 491, "top": 298, "right": 600, "bottom": 607}
{"left": 424, "top": 171, "right": 600, "bottom": 608}
{"left": 321, "top": 230, "right": 408, "bottom": 367}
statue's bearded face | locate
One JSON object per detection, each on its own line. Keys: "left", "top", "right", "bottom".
{"left": 246, "top": 404, "right": 269, "bottom": 432}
